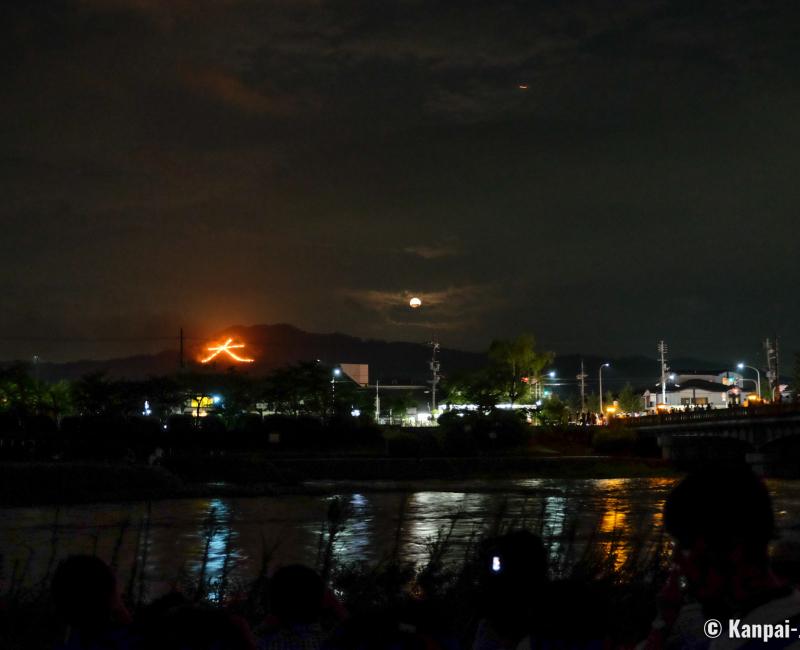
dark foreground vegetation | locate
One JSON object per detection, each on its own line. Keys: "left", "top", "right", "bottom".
{"left": 4, "top": 465, "right": 797, "bottom": 649}
{"left": 0, "top": 488, "right": 671, "bottom": 650}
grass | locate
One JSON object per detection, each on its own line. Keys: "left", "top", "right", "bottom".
{"left": 0, "top": 491, "right": 673, "bottom": 649}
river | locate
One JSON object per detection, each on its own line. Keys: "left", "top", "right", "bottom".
{"left": 3, "top": 477, "right": 800, "bottom": 600}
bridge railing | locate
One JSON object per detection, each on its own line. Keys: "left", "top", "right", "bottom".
{"left": 632, "top": 402, "right": 800, "bottom": 428}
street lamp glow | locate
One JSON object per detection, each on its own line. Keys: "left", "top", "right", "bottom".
{"left": 736, "top": 362, "right": 761, "bottom": 398}
{"left": 598, "top": 363, "right": 610, "bottom": 417}
{"left": 333, "top": 368, "right": 341, "bottom": 377}
{"left": 548, "top": 371, "right": 556, "bottom": 378}
{"left": 409, "top": 297, "right": 422, "bottom": 309}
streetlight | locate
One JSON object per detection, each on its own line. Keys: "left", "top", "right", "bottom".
{"left": 331, "top": 368, "right": 341, "bottom": 405}
{"left": 598, "top": 363, "right": 610, "bottom": 416}
{"left": 737, "top": 363, "right": 761, "bottom": 399}
{"left": 542, "top": 370, "right": 557, "bottom": 400}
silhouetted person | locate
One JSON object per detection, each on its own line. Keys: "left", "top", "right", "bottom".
{"left": 144, "top": 603, "right": 256, "bottom": 650}
{"left": 258, "top": 564, "right": 325, "bottom": 649}
{"left": 516, "top": 579, "right": 611, "bottom": 649}
{"left": 472, "top": 530, "right": 547, "bottom": 650}
{"left": 51, "top": 555, "right": 135, "bottom": 649}
{"left": 324, "top": 609, "right": 458, "bottom": 650}
{"left": 642, "top": 464, "right": 800, "bottom": 649}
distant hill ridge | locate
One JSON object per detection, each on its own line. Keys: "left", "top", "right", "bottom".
{"left": 26, "top": 323, "right": 484, "bottom": 383}
{"left": 12, "top": 323, "right": 727, "bottom": 390}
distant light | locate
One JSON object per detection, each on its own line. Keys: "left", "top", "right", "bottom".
{"left": 333, "top": 368, "right": 341, "bottom": 377}
{"left": 518, "top": 83, "right": 529, "bottom": 90}
{"left": 548, "top": 371, "right": 556, "bottom": 378}
{"left": 669, "top": 374, "right": 676, "bottom": 380}
{"left": 351, "top": 409, "right": 361, "bottom": 417}
{"left": 212, "top": 395, "right": 222, "bottom": 404}
{"left": 409, "top": 297, "right": 422, "bottom": 309}
{"left": 737, "top": 363, "right": 744, "bottom": 369}
{"left": 143, "top": 400, "right": 152, "bottom": 416}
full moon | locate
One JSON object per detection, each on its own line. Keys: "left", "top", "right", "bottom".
{"left": 409, "top": 297, "right": 422, "bottom": 309}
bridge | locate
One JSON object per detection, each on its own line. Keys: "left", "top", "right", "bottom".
{"left": 631, "top": 403, "right": 800, "bottom": 475}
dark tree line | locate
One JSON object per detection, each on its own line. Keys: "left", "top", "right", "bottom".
{"left": 0, "top": 361, "right": 376, "bottom": 431}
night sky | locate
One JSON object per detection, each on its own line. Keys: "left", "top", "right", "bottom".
{"left": 2, "top": 1, "right": 798, "bottom": 363}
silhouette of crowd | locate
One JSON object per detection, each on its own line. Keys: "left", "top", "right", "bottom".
{"left": 47, "top": 464, "right": 800, "bottom": 649}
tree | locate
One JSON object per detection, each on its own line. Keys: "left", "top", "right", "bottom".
{"left": 442, "top": 369, "right": 504, "bottom": 414}
{"left": 267, "top": 362, "right": 330, "bottom": 417}
{"left": 39, "top": 380, "right": 74, "bottom": 423}
{"left": 72, "top": 372, "right": 116, "bottom": 416}
{"left": 487, "top": 335, "right": 554, "bottom": 405}
{"left": 617, "top": 383, "right": 643, "bottom": 414}
{"left": 141, "top": 375, "right": 183, "bottom": 421}
{"left": 538, "top": 394, "right": 568, "bottom": 425}
{"left": 565, "top": 393, "right": 582, "bottom": 419}
{"left": 176, "top": 370, "right": 222, "bottom": 421}
{"left": 381, "top": 391, "right": 417, "bottom": 422}
{"left": 0, "top": 363, "right": 42, "bottom": 423}
{"left": 794, "top": 352, "right": 800, "bottom": 402}
{"left": 220, "top": 369, "right": 257, "bottom": 425}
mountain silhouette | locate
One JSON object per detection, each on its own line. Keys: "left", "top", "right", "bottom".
{"left": 19, "top": 323, "right": 729, "bottom": 392}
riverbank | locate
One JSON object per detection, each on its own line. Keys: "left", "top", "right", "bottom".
{"left": 0, "top": 455, "right": 676, "bottom": 506}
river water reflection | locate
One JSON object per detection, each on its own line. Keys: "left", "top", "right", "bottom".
{"left": 4, "top": 477, "right": 800, "bottom": 598}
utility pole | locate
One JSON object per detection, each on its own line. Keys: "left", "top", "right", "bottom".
{"left": 577, "top": 359, "right": 587, "bottom": 414}
{"left": 765, "top": 337, "right": 780, "bottom": 401}
{"left": 775, "top": 337, "right": 780, "bottom": 401}
{"left": 375, "top": 379, "right": 380, "bottom": 422}
{"left": 658, "top": 340, "right": 669, "bottom": 406}
{"left": 599, "top": 363, "right": 610, "bottom": 416}
{"left": 429, "top": 339, "right": 440, "bottom": 413}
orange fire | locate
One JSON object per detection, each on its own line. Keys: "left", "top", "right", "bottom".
{"left": 200, "top": 337, "right": 254, "bottom": 363}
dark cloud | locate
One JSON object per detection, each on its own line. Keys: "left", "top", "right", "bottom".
{"left": 1, "top": 0, "right": 798, "bottom": 362}
{"left": 342, "top": 283, "right": 502, "bottom": 332}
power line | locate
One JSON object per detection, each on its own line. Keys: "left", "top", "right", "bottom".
{"left": 0, "top": 335, "right": 203, "bottom": 343}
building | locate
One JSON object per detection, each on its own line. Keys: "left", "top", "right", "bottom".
{"left": 339, "top": 363, "right": 368, "bottom": 387}
{"left": 643, "top": 369, "right": 744, "bottom": 411}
